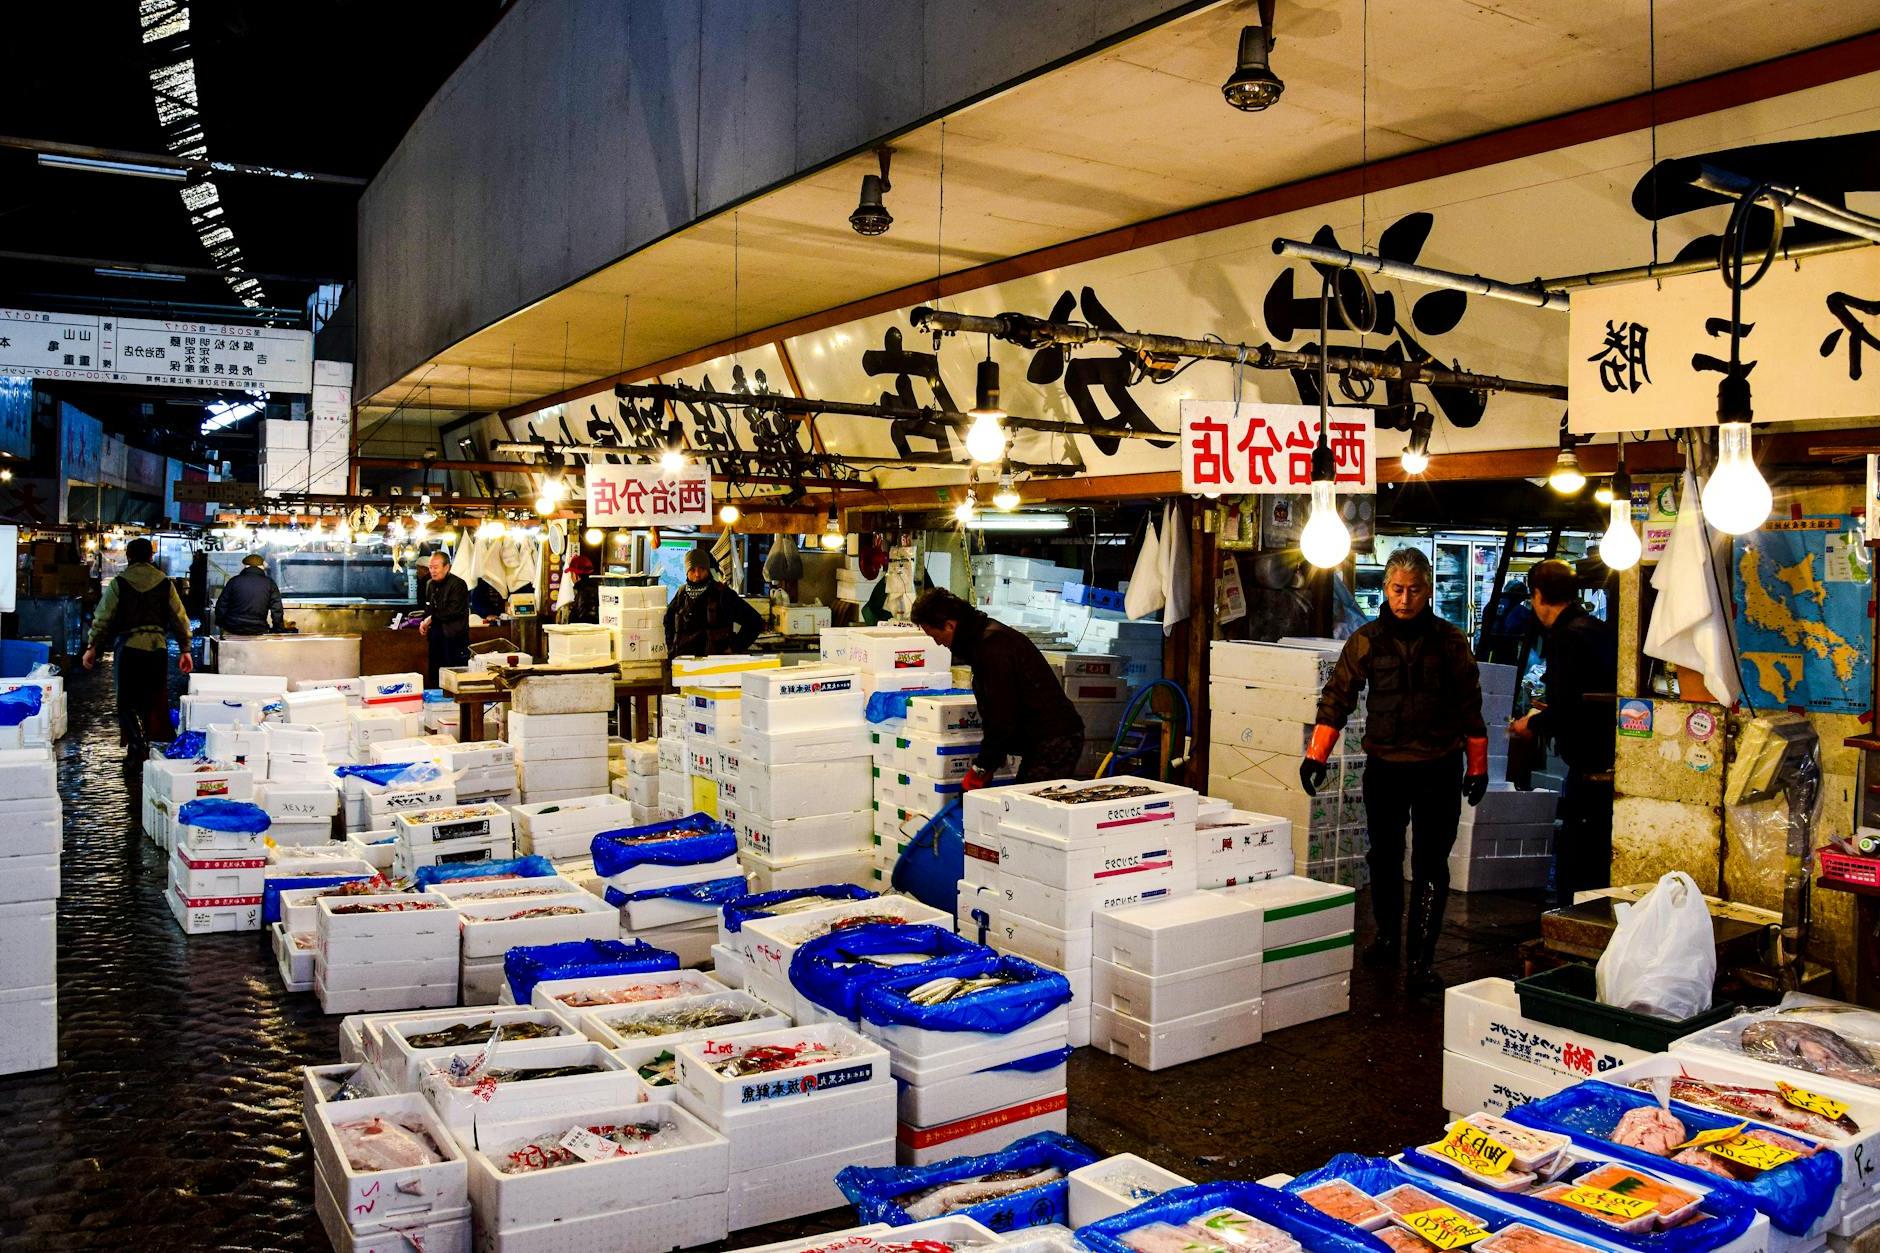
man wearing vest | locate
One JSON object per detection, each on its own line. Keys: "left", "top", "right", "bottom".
{"left": 664, "top": 547, "right": 764, "bottom": 657}
{"left": 82, "top": 537, "right": 194, "bottom": 758}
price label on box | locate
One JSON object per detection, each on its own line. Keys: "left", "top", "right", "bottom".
{"left": 1403, "top": 1208, "right": 1491, "bottom": 1250}
{"left": 1780, "top": 1082, "right": 1848, "bottom": 1122}
{"left": 1433, "top": 1122, "right": 1515, "bottom": 1175}
{"left": 1707, "top": 1136, "right": 1802, "bottom": 1171}
{"left": 1559, "top": 1187, "right": 1656, "bottom": 1221}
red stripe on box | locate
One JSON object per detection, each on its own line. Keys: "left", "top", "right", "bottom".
{"left": 963, "top": 842, "right": 1000, "bottom": 864}
{"left": 1094, "top": 812, "right": 1173, "bottom": 830}
{"left": 1093, "top": 859, "right": 1175, "bottom": 879}
{"left": 172, "top": 890, "right": 264, "bottom": 908}
{"left": 896, "top": 1092, "right": 1069, "bottom": 1149}
{"left": 174, "top": 852, "right": 266, "bottom": 869}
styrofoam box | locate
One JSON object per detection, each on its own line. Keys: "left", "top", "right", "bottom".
{"left": 358, "top": 672, "right": 425, "bottom": 706}
{"left": 1217, "top": 875, "right": 1356, "bottom": 948}
{"left": 672, "top": 654, "right": 780, "bottom": 684}
{"left": 312, "top": 1170, "right": 469, "bottom": 1253}
{"left": 604, "top": 847, "right": 743, "bottom": 895}
{"left": 860, "top": 668, "right": 953, "bottom": 696}
{"left": 393, "top": 832, "right": 516, "bottom": 880}
{"left": 739, "top": 689, "right": 865, "bottom": 736}
{"left": 0, "top": 898, "right": 56, "bottom": 989}
{"left": 1212, "top": 714, "right": 1358, "bottom": 759}
{"left": 439, "top": 740, "right": 514, "bottom": 772}
{"left": 905, "top": 695, "right": 982, "bottom": 736}
{"left": 168, "top": 886, "right": 262, "bottom": 934}
{"left": 964, "top": 780, "right": 1076, "bottom": 837}
{"left": 420, "top": 1040, "right": 643, "bottom": 1137}
{"left": 740, "top": 846, "right": 874, "bottom": 895}
{"left": 457, "top": 894, "right": 619, "bottom": 959}
{"left": 530, "top": 969, "right": 725, "bottom": 1016}
{"left": 991, "top": 913, "right": 1091, "bottom": 972}
{"left": 506, "top": 710, "right": 609, "bottom": 748}
{"left": 1210, "top": 679, "right": 1320, "bottom": 729}
{"left": 272, "top": 921, "right": 316, "bottom": 989}
{"left": 619, "top": 883, "right": 740, "bottom": 932}
{"left": 737, "top": 757, "right": 872, "bottom": 816}
{"left": 1261, "top": 971, "right": 1349, "bottom": 1032}
{"left": 309, "top": 1092, "right": 468, "bottom": 1232}
{"left": 394, "top": 802, "right": 514, "bottom": 848}
{"left": 575, "top": 988, "right": 787, "bottom": 1056}
{"left": 1068, "top": 1154, "right": 1196, "bottom": 1228}
{"left": 1442, "top": 1046, "right": 1575, "bottom": 1121}
{"left": 315, "top": 892, "right": 455, "bottom": 963}
{"left": 739, "top": 809, "right": 873, "bottom": 859}
{"left": 895, "top": 1045, "right": 1070, "bottom": 1130}
{"left": 728, "top": 1135, "right": 896, "bottom": 1231}
{"left": 192, "top": 672, "right": 292, "bottom": 698}
{"left": 518, "top": 758, "right": 611, "bottom": 795}
{"left": 1210, "top": 640, "right": 1340, "bottom": 689}
{"left": 998, "top": 866, "right": 1191, "bottom": 932}
{"left": 182, "top": 694, "right": 267, "bottom": 731}
{"left": 1002, "top": 777, "right": 1199, "bottom": 841}
{"left": 1447, "top": 977, "right": 1654, "bottom": 1077}
{"left": 381, "top": 1007, "right": 578, "bottom": 1090}
{"left": 256, "top": 783, "right": 339, "bottom": 821}
{"left": 894, "top": 731, "right": 983, "bottom": 781}
{"left": 1091, "top": 999, "right": 1261, "bottom": 1070}
{"left": 896, "top": 1093, "right": 1069, "bottom": 1166}
{"left": 170, "top": 845, "right": 265, "bottom": 899}
{"left": 739, "top": 723, "right": 873, "bottom": 766}
{"left": 837, "top": 630, "right": 949, "bottom": 674}
{"left": 741, "top": 664, "right": 863, "bottom": 701}
{"left": 149, "top": 759, "right": 254, "bottom": 805}
{"left": 512, "top": 792, "right": 629, "bottom": 839}
{"left": 736, "top": 895, "right": 944, "bottom": 979}
{"left": 1265, "top": 930, "right": 1354, "bottom": 990}
{"left": 359, "top": 782, "right": 458, "bottom": 826}
{"left": 674, "top": 1022, "right": 890, "bottom": 1119}
{"left": 996, "top": 821, "right": 1197, "bottom": 893}
{"left": 1092, "top": 954, "right": 1261, "bottom": 1023}
{"left": 0, "top": 986, "right": 57, "bottom": 1072}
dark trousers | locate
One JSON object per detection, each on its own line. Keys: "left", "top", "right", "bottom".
{"left": 426, "top": 628, "right": 470, "bottom": 688}
{"left": 1364, "top": 752, "right": 1462, "bottom": 929}
{"left": 1016, "top": 734, "right": 1083, "bottom": 784}
{"left": 1555, "top": 769, "right": 1614, "bottom": 907}
{"left": 114, "top": 646, "right": 171, "bottom": 748}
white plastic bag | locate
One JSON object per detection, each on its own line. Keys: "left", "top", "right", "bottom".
{"left": 1595, "top": 871, "right": 1715, "bottom": 1019}
{"left": 1123, "top": 516, "right": 1165, "bottom": 621}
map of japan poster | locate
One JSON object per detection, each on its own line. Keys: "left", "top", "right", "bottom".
{"left": 1733, "top": 516, "right": 1872, "bottom": 714}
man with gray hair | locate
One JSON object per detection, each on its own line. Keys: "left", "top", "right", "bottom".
{"left": 1300, "top": 544, "right": 1489, "bottom": 993}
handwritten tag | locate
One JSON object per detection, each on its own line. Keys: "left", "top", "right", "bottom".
{"left": 558, "top": 1126, "right": 622, "bottom": 1163}
{"left": 1706, "top": 1136, "right": 1802, "bottom": 1171}
{"left": 1558, "top": 1186, "right": 1656, "bottom": 1221}
{"left": 1672, "top": 1121, "right": 1749, "bottom": 1153}
{"left": 1779, "top": 1082, "right": 1848, "bottom": 1122}
{"left": 1403, "top": 1207, "right": 1492, "bottom": 1250}
{"left": 1433, "top": 1122, "right": 1515, "bottom": 1176}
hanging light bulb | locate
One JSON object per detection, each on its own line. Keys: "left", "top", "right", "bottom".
{"left": 478, "top": 516, "right": 507, "bottom": 540}
{"left": 438, "top": 527, "right": 457, "bottom": 545}
{"left": 1594, "top": 482, "right": 1615, "bottom": 506}
{"left": 1548, "top": 448, "right": 1586, "bottom": 494}
{"left": 411, "top": 515, "right": 430, "bottom": 543}
{"left": 965, "top": 354, "right": 1007, "bottom": 464}
{"left": 992, "top": 473, "right": 1020, "bottom": 512}
{"left": 953, "top": 490, "right": 978, "bottom": 526}
{"left": 1, "top": 468, "right": 13, "bottom": 483}
{"left": 1701, "top": 421, "right": 1772, "bottom": 535}
{"left": 584, "top": 526, "right": 603, "bottom": 546}
{"left": 1300, "top": 477, "right": 1351, "bottom": 569}
{"left": 1400, "top": 409, "right": 1434, "bottom": 475}
{"left": 335, "top": 515, "right": 354, "bottom": 543}
{"left": 819, "top": 508, "right": 844, "bottom": 551}
{"left": 1599, "top": 469, "right": 1642, "bottom": 572}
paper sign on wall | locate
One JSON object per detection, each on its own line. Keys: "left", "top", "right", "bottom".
{"left": 1179, "top": 401, "right": 1374, "bottom": 495}
{"left": 586, "top": 464, "right": 714, "bottom": 528}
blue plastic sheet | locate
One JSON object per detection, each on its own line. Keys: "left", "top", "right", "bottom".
{"left": 721, "top": 885, "right": 877, "bottom": 935}
{"left": 0, "top": 686, "right": 44, "bottom": 726}
{"left": 590, "top": 814, "right": 737, "bottom": 877}
{"left": 1080, "top": 1179, "right": 1393, "bottom": 1253}
{"left": 838, "top": 1131, "right": 1101, "bottom": 1230}
{"left": 1505, "top": 1079, "right": 1840, "bottom": 1236}
{"left": 864, "top": 688, "right": 971, "bottom": 724}
{"left": 175, "top": 798, "right": 271, "bottom": 834}
{"left": 602, "top": 875, "right": 749, "bottom": 909}
{"left": 892, "top": 800, "right": 963, "bottom": 916}
{"left": 860, "top": 955, "right": 1070, "bottom": 1034}
{"left": 262, "top": 873, "right": 373, "bottom": 925}
{"left": 985, "top": 1046, "right": 1074, "bottom": 1074}
{"left": 503, "top": 938, "right": 679, "bottom": 1004}
{"left": 790, "top": 923, "right": 992, "bottom": 1020}
{"left": 412, "top": 855, "right": 555, "bottom": 888}
{"left": 163, "top": 731, "right": 207, "bottom": 760}
{"left": 333, "top": 761, "right": 444, "bottom": 786}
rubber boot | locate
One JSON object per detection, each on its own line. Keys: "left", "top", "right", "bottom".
{"left": 1363, "top": 871, "right": 1403, "bottom": 967}
{"left": 1406, "top": 879, "right": 1448, "bottom": 993}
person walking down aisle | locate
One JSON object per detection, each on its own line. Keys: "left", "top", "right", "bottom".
{"left": 558, "top": 554, "right": 600, "bottom": 625}
{"left": 417, "top": 550, "right": 471, "bottom": 686}
{"left": 214, "top": 554, "right": 286, "bottom": 635}
{"left": 910, "top": 588, "right": 1084, "bottom": 790}
{"left": 80, "top": 536, "right": 193, "bottom": 760}
{"left": 1299, "top": 546, "right": 1488, "bottom": 993}
{"left": 665, "top": 547, "right": 765, "bottom": 657}
{"left": 1510, "top": 558, "right": 1618, "bottom": 908}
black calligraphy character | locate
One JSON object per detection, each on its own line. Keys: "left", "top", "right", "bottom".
{"left": 861, "top": 327, "right": 958, "bottom": 459}
{"left": 1692, "top": 316, "right": 1755, "bottom": 379}
{"left": 1025, "top": 288, "right": 1173, "bottom": 457}
{"left": 1588, "top": 321, "right": 1652, "bottom": 393}
{"left": 1820, "top": 292, "right": 1880, "bottom": 381}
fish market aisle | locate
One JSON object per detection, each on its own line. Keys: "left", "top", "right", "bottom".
{"left": 0, "top": 662, "right": 1538, "bottom": 1249}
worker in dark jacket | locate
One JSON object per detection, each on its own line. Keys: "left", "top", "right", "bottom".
{"left": 911, "top": 588, "right": 1084, "bottom": 789}
{"left": 1301, "top": 546, "right": 1488, "bottom": 992}
{"left": 1510, "top": 558, "right": 1618, "bottom": 907}
{"left": 81, "top": 536, "right": 193, "bottom": 760}
{"left": 559, "top": 554, "right": 600, "bottom": 625}
{"left": 214, "top": 554, "right": 286, "bottom": 635}
{"left": 417, "top": 550, "right": 471, "bottom": 685}
{"left": 665, "top": 547, "right": 765, "bottom": 657}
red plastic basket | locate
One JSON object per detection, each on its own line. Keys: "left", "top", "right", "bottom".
{"left": 1821, "top": 849, "right": 1880, "bottom": 887}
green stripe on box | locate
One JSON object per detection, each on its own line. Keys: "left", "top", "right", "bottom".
{"left": 1264, "top": 932, "right": 1356, "bottom": 962}
{"left": 1263, "top": 890, "right": 1356, "bottom": 922}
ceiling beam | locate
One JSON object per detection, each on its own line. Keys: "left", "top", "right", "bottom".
{"left": 1, "top": 133, "right": 369, "bottom": 187}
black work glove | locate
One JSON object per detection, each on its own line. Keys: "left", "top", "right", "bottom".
{"left": 1463, "top": 773, "right": 1489, "bottom": 806}
{"left": 1299, "top": 758, "right": 1331, "bottom": 797}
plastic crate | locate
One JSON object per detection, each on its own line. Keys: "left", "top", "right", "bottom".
{"left": 1820, "top": 849, "right": 1880, "bottom": 887}
{"left": 1512, "top": 962, "right": 1735, "bottom": 1052}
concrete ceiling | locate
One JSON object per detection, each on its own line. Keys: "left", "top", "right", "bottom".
{"left": 362, "top": 0, "right": 1880, "bottom": 418}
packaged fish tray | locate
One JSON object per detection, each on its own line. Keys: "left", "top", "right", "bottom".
{"left": 1504, "top": 1079, "right": 1842, "bottom": 1239}
{"left": 858, "top": 955, "right": 1072, "bottom": 1074}
{"left": 1077, "top": 1178, "right": 1378, "bottom": 1253}
{"left": 1514, "top": 965, "right": 1736, "bottom": 1053}
{"left": 839, "top": 1129, "right": 1101, "bottom": 1231}
{"left": 530, "top": 968, "right": 724, "bottom": 1016}
{"left": 789, "top": 923, "right": 994, "bottom": 1026}
{"left": 673, "top": 1021, "right": 890, "bottom": 1120}
{"left": 1673, "top": 994, "right": 1880, "bottom": 1097}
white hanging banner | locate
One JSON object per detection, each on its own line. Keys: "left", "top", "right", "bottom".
{"left": 1568, "top": 246, "right": 1880, "bottom": 435}
{"left": 1178, "top": 401, "right": 1374, "bottom": 495}
{"left": 585, "top": 464, "right": 713, "bottom": 528}
{"left": 0, "top": 308, "right": 314, "bottom": 391}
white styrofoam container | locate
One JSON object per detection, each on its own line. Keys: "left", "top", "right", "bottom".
{"left": 996, "top": 822, "right": 1197, "bottom": 897}
{"left": 739, "top": 690, "right": 865, "bottom": 735}
{"left": 739, "top": 846, "right": 874, "bottom": 894}
{"left": 1093, "top": 891, "right": 1262, "bottom": 976}
{"left": 0, "top": 983, "right": 56, "bottom": 1074}
{"left": 997, "top": 865, "right": 1194, "bottom": 933}
{"left": 1068, "top": 1153, "right": 1196, "bottom": 1227}
{"left": 429, "top": 875, "right": 587, "bottom": 906}
{"left": 316, "top": 976, "right": 458, "bottom": 1016}
{"left": 518, "top": 758, "right": 610, "bottom": 795}
{"left": 167, "top": 886, "right": 262, "bottom": 934}
{"left": 727, "top": 1135, "right": 896, "bottom": 1230}
{"left": 738, "top": 809, "right": 873, "bottom": 859}
{"left": 0, "top": 898, "right": 57, "bottom": 989}
{"left": 169, "top": 844, "right": 265, "bottom": 899}
{"left": 472, "top": 1173, "right": 726, "bottom": 1252}
{"left": 737, "top": 756, "right": 873, "bottom": 816}
{"left": 1261, "top": 972, "right": 1349, "bottom": 1032}
{"left": 380, "top": 1007, "right": 576, "bottom": 1089}
{"left": 419, "top": 1041, "right": 643, "bottom": 1136}
{"left": 990, "top": 913, "right": 1091, "bottom": 972}
{"left": 1092, "top": 954, "right": 1262, "bottom": 1023}
{"left": 1002, "top": 777, "right": 1199, "bottom": 841}
{"left": 904, "top": 695, "right": 981, "bottom": 736}
{"left": 456, "top": 894, "right": 620, "bottom": 959}
{"left": 738, "top": 723, "right": 872, "bottom": 766}
{"left": 1217, "top": 875, "right": 1356, "bottom": 948}
{"left": 530, "top": 970, "right": 725, "bottom": 1016}
{"left": 315, "top": 892, "right": 455, "bottom": 964}
{"left": 149, "top": 759, "right": 255, "bottom": 805}
{"left": 1090, "top": 998, "right": 1262, "bottom": 1070}
{"left": 1446, "top": 977, "right": 1654, "bottom": 1079}
{"left": 674, "top": 1022, "right": 890, "bottom": 1119}
{"left": 895, "top": 1095, "right": 1069, "bottom": 1166}
{"left": 740, "top": 665, "right": 863, "bottom": 701}
{"left": 507, "top": 710, "right": 609, "bottom": 747}
{"left": 893, "top": 1046, "right": 1070, "bottom": 1130}
{"left": 573, "top": 988, "right": 788, "bottom": 1054}
{"left": 1264, "top": 930, "right": 1355, "bottom": 991}
{"left": 307, "top": 1092, "right": 468, "bottom": 1232}
{"left": 738, "top": 895, "right": 947, "bottom": 982}
{"left": 1441, "top": 1046, "right": 1576, "bottom": 1120}
{"left": 312, "top": 1164, "right": 469, "bottom": 1253}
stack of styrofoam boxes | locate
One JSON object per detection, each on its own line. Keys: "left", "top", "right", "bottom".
{"left": 1192, "top": 794, "right": 1294, "bottom": 889}
{"left": 315, "top": 890, "right": 457, "bottom": 1014}
{"left": 1090, "top": 891, "right": 1263, "bottom": 1070}
{"left": 596, "top": 817, "right": 746, "bottom": 968}
{"left": 392, "top": 801, "right": 517, "bottom": 881}
{"left": 1078, "top": 616, "right": 1164, "bottom": 697}
{"left": 0, "top": 748, "right": 59, "bottom": 1074}
{"left": 680, "top": 685, "right": 740, "bottom": 821}
{"left": 263, "top": 721, "right": 333, "bottom": 793}
{"left": 1441, "top": 977, "right": 1651, "bottom": 1120}
{"left": 439, "top": 738, "right": 518, "bottom": 808}
{"left": 1207, "top": 640, "right": 1368, "bottom": 887}
{"left": 604, "top": 583, "right": 670, "bottom": 675}
{"left": 612, "top": 739, "right": 670, "bottom": 823}
{"left": 1055, "top": 652, "right": 1132, "bottom": 768}
{"left": 971, "top": 554, "right": 1082, "bottom": 634}
{"left": 507, "top": 672, "right": 613, "bottom": 803}
{"left": 420, "top": 689, "right": 460, "bottom": 740}
{"left": 143, "top": 754, "right": 257, "bottom": 851}
{"left": 453, "top": 876, "right": 619, "bottom": 1006}
{"left": 544, "top": 622, "right": 615, "bottom": 667}
{"left": 305, "top": 1090, "right": 471, "bottom": 1251}
{"left": 1217, "top": 874, "right": 1356, "bottom": 1033}
{"left": 978, "top": 777, "right": 1202, "bottom": 1050}
{"left": 308, "top": 361, "right": 350, "bottom": 494}
{"left": 340, "top": 761, "right": 456, "bottom": 846}
{"left": 351, "top": 673, "right": 426, "bottom": 758}
{"left": 260, "top": 416, "right": 310, "bottom": 496}
{"left": 0, "top": 670, "right": 68, "bottom": 745}
{"left": 821, "top": 625, "right": 952, "bottom": 696}
{"left": 656, "top": 694, "right": 688, "bottom": 817}
{"left": 734, "top": 665, "right": 874, "bottom": 892}
{"left": 268, "top": 850, "right": 378, "bottom": 991}
{"left": 513, "top": 792, "right": 631, "bottom": 863}
{"left": 182, "top": 671, "right": 289, "bottom": 736}
{"left": 281, "top": 686, "right": 352, "bottom": 767}
{"left": 169, "top": 798, "right": 270, "bottom": 935}
{"left": 871, "top": 693, "right": 984, "bottom": 887}
{"left": 673, "top": 1022, "right": 897, "bottom": 1230}
{"left": 253, "top": 764, "right": 341, "bottom": 849}
{"left": 204, "top": 720, "right": 268, "bottom": 776}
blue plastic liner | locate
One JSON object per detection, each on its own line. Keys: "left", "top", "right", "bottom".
{"left": 1080, "top": 1179, "right": 1393, "bottom": 1253}
{"left": 1505, "top": 1079, "right": 1840, "bottom": 1236}
{"left": 503, "top": 938, "right": 679, "bottom": 1004}
{"left": 262, "top": 873, "right": 373, "bottom": 925}
{"left": 602, "top": 874, "right": 749, "bottom": 909}
{"left": 790, "top": 923, "right": 993, "bottom": 1020}
{"left": 0, "top": 686, "right": 44, "bottom": 726}
{"left": 986, "top": 1046, "right": 1075, "bottom": 1074}
{"left": 865, "top": 688, "right": 971, "bottom": 724}
{"left": 163, "top": 731, "right": 208, "bottom": 760}
{"left": 838, "top": 1131, "right": 1101, "bottom": 1230}
{"left": 590, "top": 814, "right": 738, "bottom": 877}
{"left": 334, "top": 761, "right": 444, "bottom": 786}
{"left": 892, "top": 800, "right": 964, "bottom": 916}
{"left": 721, "top": 885, "right": 877, "bottom": 934}
{"left": 860, "top": 955, "right": 1071, "bottom": 1034}
{"left": 175, "top": 798, "right": 271, "bottom": 834}
{"left": 412, "top": 855, "right": 555, "bottom": 888}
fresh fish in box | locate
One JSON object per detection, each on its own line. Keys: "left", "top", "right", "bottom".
{"left": 1377, "top": 1185, "right": 1482, "bottom": 1225}
{"left": 1297, "top": 1179, "right": 1393, "bottom": 1230}
{"left": 1034, "top": 783, "right": 1156, "bottom": 803}
{"left": 1671, "top": 1148, "right": 1738, "bottom": 1179}
{"left": 1478, "top": 1225, "right": 1600, "bottom": 1253}
{"left": 637, "top": 1050, "right": 677, "bottom": 1087}
{"left": 1611, "top": 1106, "right": 1685, "bottom": 1156}
{"left": 1673, "top": 1127, "right": 1817, "bottom": 1181}
{"left": 482, "top": 1064, "right": 607, "bottom": 1083}
{"left": 451, "top": 884, "right": 566, "bottom": 902}
{"left": 335, "top": 1117, "right": 447, "bottom": 1171}
{"left": 1185, "top": 1208, "right": 1301, "bottom": 1253}
{"left": 714, "top": 1041, "right": 854, "bottom": 1079}
{"left": 555, "top": 983, "right": 699, "bottom": 1008}
{"left": 1103, "top": 1170, "right": 1178, "bottom": 1203}
{"left": 1565, "top": 1164, "right": 1703, "bottom": 1227}
{"left": 902, "top": 973, "right": 1018, "bottom": 1006}
{"left": 1463, "top": 1113, "right": 1570, "bottom": 1172}
{"left": 603, "top": 1002, "right": 770, "bottom": 1037}
{"left": 332, "top": 900, "right": 443, "bottom": 914}
{"left": 896, "top": 1166, "right": 1065, "bottom": 1221}
{"left": 781, "top": 912, "right": 911, "bottom": 943}
{"left": 1741, "top": 1020, "right": 1880, "bottom": 1089}
{"left": 1629, "top": 1075, "right": 1860, "bottom": 1139}
{"left": 404, "top": 1020, "right": 563, "bottom": 1050}
{"left": 464, "top": 904, "right": 585, "bottom": 922}
{"left": 493, "top": 1121, "right": 681, "bottom": 1173}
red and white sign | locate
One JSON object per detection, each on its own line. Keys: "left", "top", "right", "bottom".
{"left": 585, "top": 464, "right": 714, "bottom": 528}
{"left": 1179, "top": 401, "right": 1374, "bottom": 495}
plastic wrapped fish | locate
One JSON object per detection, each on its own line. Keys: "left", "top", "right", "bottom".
{"left": 603, "top": 1002, "right": 769, "bottom": 1038}
{"left": 1297, "top": 1179, "right": 1392, "bottom": 1230}
{"left": 1376, "top": 1184, "right": 1481, "bottom": 1225}
{"left": 1630, "top": 1075, "right": 1860, "bottom": 1139}
{"left": 714, "top": 1041, "right": 853, "bottom": 1079}
{"left": 896, "top": 1166, "right": 1065, "bottom": 1221}
{"left": 1374, "top": 1230, "right": 1439, "bottom": 1253}
{"left": 1741, "top": 1020, "right": 1880, "bottom": 1089}
{"left": 404, "top": 1020, "right": 563, "bottom": 1050}
{"left": 1462, "top": 1114, "right": 1570, "bottom": 1172}
{"left": 464, "top": 905, "right": 586, "bottom": 922}
{"left": 334, "top": 1117, "right": 447, "bottom": 1171}
{"left": 555, "top": 982, "right": 696, "bottom": 1008}
{"left": 1562, "top": 1164, "right": 1702, "bottom": 1227}
{"left": 493, "top": 1121, "right": 679, "bottom": 1173}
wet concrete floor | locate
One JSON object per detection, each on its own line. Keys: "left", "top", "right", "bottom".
{"left": 0, "top": 659, "right": 1540, "bottom": 1250}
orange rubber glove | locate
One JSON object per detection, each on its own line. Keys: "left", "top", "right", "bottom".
{"left": 960, "top": 768, "right": 991, "bottom": 793}
{"left": 1463, "top": 735, "right": 1489, "bottom": 806}
{"left": 1298, "top": 724, "right": 1339, "bottom": 796}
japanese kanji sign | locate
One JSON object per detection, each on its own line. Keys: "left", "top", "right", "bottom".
{"left": 0, "top": 308, "right": 313, "bottom": 392}
{"left": 585, "top": 464, "right": 714, "bottom": 528}
{"left": 1568, "top": 246, "right": 1880, "bottom": 434}
{"left": 1178, "top": 401, "right": 1375, "bottom": 496}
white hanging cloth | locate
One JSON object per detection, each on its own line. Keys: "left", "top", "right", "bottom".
{"left": 1160, "top": 501, "right": 1192, "bottom": 637}
{"left": 1123, "top": 514, "right": 1165, "bottom": 621}
{"left": 1644, "top": 469, "right": 1742, "bottom": 706}
{"left": 452, "top": 528, "right": 479, "bottom": 585}
{"left": 712, "top": 528, "right": 739, "bottom": 592}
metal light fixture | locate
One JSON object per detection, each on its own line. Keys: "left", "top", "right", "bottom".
{"left": 1222, "top": 5, "right": 1284, "bottom": 112}
{"left": 1300, "top": 275, "right": 1349, "bottom": 569}
{"left": 963, "top": 512, "right": 1070, "bottom": 533}
{"left": 965, "top": 346, "right": 1007, "bottom": 464}
{"left": 1400, "top": 409, "right": 1434, "bottom": 475}
{"left": 38, "top": 151, "right": 187, "bottom": 181}
{"left": 1548, "top": 447, "right": 1586, "bottom": 494}
{"left": 849, "top": 147, "right": 894, "bottom": 236}
{"left": 819, "top": 508, "right": 844, "bottom": 551}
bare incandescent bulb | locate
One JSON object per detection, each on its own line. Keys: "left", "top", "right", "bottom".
{"left": 1699, "top": 421, "right": 1771, "bottom": 535}
{"left": 1299, "top": 478, "right": 1350, "bottom": 568}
